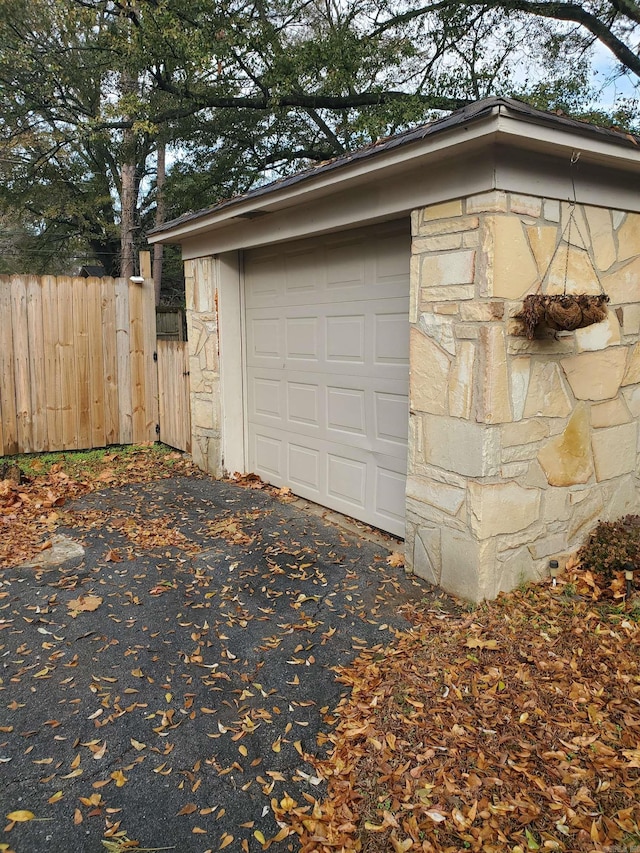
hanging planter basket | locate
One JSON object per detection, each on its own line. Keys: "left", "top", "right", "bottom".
{"left": 514, "top": 178, "right": 609, "bottom": 340}
{"left": 515, "top": 293, "right": 610, "bottom": 340}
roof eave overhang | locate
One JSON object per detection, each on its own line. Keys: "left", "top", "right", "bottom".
{"left": 148, "top": 103, "right": 640, "bottom": 245}
{"left": 148, "top": 107, "right": 501, "bottom": 245}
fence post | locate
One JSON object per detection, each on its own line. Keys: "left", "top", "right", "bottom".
{"left": 139, "top": 251, "right": 159, "bottom": 442}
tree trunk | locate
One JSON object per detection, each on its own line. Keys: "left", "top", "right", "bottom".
{"left": 153, "top": 139, "right": 166, "bottom": 305}
{"left": 120, "top": 144, "right": 136, "bottom": 280}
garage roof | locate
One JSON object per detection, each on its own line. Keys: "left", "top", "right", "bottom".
{"left": 149, "top": 96, "right": 640, "bottom": 245}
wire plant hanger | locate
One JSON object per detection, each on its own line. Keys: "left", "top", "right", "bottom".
{"left": 516, "top": 152, "right": 609, "bottom": 340}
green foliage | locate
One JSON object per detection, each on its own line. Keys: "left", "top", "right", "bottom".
{"left": 578, "top": 515, "right": 640, "bottom": 581}
{"left": 5, "top": 443, "right": 176, "bottom": 479}
{"left": 1, "top": 0, "right": 639, "bottom": 281}
{"left": 519, "top": 74, "right": 640, "bottom": 134}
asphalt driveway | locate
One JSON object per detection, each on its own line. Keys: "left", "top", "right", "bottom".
{"left": 0, "top": 475, "right": 426, "bottom": 852}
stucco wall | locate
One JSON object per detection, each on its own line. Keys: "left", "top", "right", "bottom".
{"left": 408, "top": 190, "right": 640, "bottom": 600}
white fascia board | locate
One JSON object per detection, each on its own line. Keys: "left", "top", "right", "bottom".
{"left": 179, "top": 149, "right": 495, "bottom": 258}
{"left": 148, "top": 111, "right": 502, "bottom": 246}
{"left": 494, "top": 112, "right": 640, "bottom": 172}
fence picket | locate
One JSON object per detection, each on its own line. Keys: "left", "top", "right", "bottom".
{"left": 86, "top": 277, "right": 106, "bottom": 449}
{"left": 128, "top": 279, "right": 146, "bottom": 443}
{"left": 115, "top": 277, "right": 133, "bottom": 445}
{"left": 42, "top": 276, "right": 61, "bottom": 451}
{"left": 73, "top": 277, "right": 92, "bottom": 449}
{"left": 101, "top": 278, "right": 119, "bottom": 445}
{"left": 10, "top": 276, "right": 32, "bottom": 452}
{"left": 25, "top": 276, "right": 47, "bottom": 452}
{"left": 0, "top": 278, "right": 18, "bottom": 456}
{"left": 57, "top": 276, "right": 78, "bottom": 450}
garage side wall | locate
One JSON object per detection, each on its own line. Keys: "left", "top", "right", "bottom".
{"left": 184, "top": 258, "right": 222, "bottom": 474}
{"left": 408, "top": 191, "right": 640, "bottom": 601}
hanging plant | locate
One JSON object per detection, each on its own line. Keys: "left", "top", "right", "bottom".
{"left": 516, "top": 293, "right": 610, "bottom": 340}
{"left": 514, "top": 161, "right": 609, "bottom": 340}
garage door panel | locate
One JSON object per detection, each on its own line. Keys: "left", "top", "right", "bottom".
{"left": 288, "top": 443, "right": 320, "bottom": 490}
{"left": 248, "top": 423, "right": 407, "bottom": 536}
{"left": 286, "top": 316, "right": 319, "bottom": 361}
{"left": 248, "top": 317, "right": 282, "bottom": 359}
{"left": 247, "top": 297, "right": 408, "bottom": 380}
{"left": 376, "top": 233, "right": 411, "bottom": 281}
{"left": 254, "top": 433, "right": 283, "bottom": 478}
{"left": 245, "top": 222, "right": 409, "bottom": 536}
{"left": 252, "top": 377, "right": 282, "bottom": 420}
{"left": 325, "top": 239, "right": 366, "bottom": 290}
{"left": 287, "top": 381, "right": 320, "bottom": 427}
{"left": 248, "top": 369, "right": 407, "bottom": 455}
{"left": 245, "top": 254, "right": 282, "bottom": 301}
{"left": 285, "top": 249, "right": 319, "bottom": 294}
{"left": 375, "top": 467, "right": 407, "bottom": 525}
{"left": 375, "top": 392, "right": 409, "bottom": 444}
{"left": 375, "top": 313, "right": 411, "bottom": 364}
{"left": 327, "top": 453, "right": 366, "bottom": 508}
{"left": 326, "top": 315, "right": 365, "bottom": 364}
{"left": 327, "top": 386, "right": 366, "bottom": 436}
{"left": 246, "top": 227, "right": 409, "bottom": 309}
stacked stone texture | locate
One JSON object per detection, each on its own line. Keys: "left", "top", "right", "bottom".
{"left": 408, "top": 191, "right": 640, "bottom": 600}
{"left": 184, "top": 257, "right": 221, "bottom": 474}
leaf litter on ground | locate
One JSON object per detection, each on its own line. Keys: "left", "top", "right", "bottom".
{"left": 274, "top": 565, "right": 640, "bottom": 852}
{"left": 0, "top": 445, "right": 197, "bottom": 569}
{"left": 5, "top": 445, "right": 639, "bottom": 852}
{"left": 0, "top": 448, "right": 424, "bottom": 850}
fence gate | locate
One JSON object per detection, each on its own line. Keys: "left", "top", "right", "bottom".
{"left": 0, "top": 272, "right": 158, "bottom": 456}
{"left": 156, "top": 340, "right": 191, "bottom": 453}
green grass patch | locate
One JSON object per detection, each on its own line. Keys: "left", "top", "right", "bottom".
{"left": 2, "top": 443, "right": 179, "bottom": 480}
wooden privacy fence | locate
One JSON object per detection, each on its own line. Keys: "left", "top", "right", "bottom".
{"left": 157, "top": 340, "right": 191, "bottom": 454}
{"left": 0, "top": 273, "right": 158, "bottom": 456}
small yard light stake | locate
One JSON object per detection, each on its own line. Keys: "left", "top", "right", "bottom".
{"left": 549, "top": 559, "right": 559, "bottom": 588}
{"left": 624, "top": 562, "right": 634, "bottom": 599}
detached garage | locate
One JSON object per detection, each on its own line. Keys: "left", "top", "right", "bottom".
{"left": 149, "top": 97, "right": 640, "bottom": 601}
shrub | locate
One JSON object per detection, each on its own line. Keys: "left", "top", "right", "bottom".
{"left": 578, "top": 515, "right": 640, "bottom": 581}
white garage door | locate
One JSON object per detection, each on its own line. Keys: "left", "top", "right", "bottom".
{"left": 244, "top": 221, "right": 410, "bottom": 536}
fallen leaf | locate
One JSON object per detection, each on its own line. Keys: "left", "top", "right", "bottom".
{"left": 465, "top": 636, "right": 499, "bottom": 650}
{"left": 67, "top": 594, "right": 102, "bottom": 617}
{"left": 105, "top": 549, "right": 122, "bottom": 562}
{"left": 110, "top": 770, "right": 127, "bottom": 787}
{"left": 425, "top": 810, "right": 447, "bottom": 823}
{"left": 5, "top": 811, "right": 35, "bottom": 823}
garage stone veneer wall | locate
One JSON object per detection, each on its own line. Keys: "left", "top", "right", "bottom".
{"left": 408, "top": 191, "right": 640, "bottom": 601}
{"left": 184, "top": 257, "right": 222, "bottom": 474}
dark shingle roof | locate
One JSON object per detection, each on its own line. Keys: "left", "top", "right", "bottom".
{"left": 150, "top": 96, "right": 640, "bottom": 237}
